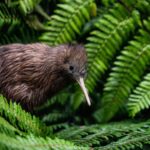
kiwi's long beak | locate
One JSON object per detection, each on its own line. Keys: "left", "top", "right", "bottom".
{"left": 76, "top": 77, "right": 91, "bottom": 106}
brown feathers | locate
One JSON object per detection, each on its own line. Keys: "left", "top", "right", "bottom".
{"left": 0, "top": 43, "right": 89, "bottom": 111}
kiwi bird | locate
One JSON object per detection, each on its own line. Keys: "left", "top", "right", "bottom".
{"left": 0, "top": 43, "right": 91, "bottom": 111}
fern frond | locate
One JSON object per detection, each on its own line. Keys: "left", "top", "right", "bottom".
{"left": 48, "top": 123, "right": 69, "bottom": 132}
{"left": 68, "top": 88, "right": 87, "bottom": 110}
{"left": 19, "top": 0, "right": 41, "bottom": 15}
{"left": 6, "top": 0, "right": 42, "bottom": 15}
{"left": 134, "top": 0, "right": 150, "bottom": 15}
{"left": 56, "top": 120, "right": 150, "bottom": 148}
{"left": 0, "top": 95, "right": 44, "bottom": 135}
{"left": 85, "top": 4, "right": 139, "bottom": 92}
{"left": 39, "top": 0, "right": 96, "bottom": 45}
{"left": 127, "top": 73, "right": 150, "bottom": 117}
{"left": 0, "top": 3, "right": 20, "bottom": 34}
{"left": 0, "top": 116, "right": 22, "bottom": 136}
{"left": 57, "top": 121, "right": 136, "bottom": 146}
{"left": 101, "top": 0, "right": 116, "bottom": 7}
{"left": 0, "top": 3, "right": 39, "bottom": 44}
{"left": 42, "top": 112, "right": 68, "bottom": 123}
{"left": 38, "top": 90, "right": 69, "bottom": 111}
{"left": 0, "top": 25, "right": 39, "bottom": 44}
{"left": 94, "top": 19, "right": 150, "bottom": 123}
{"left": 99, "top": 132, "right": 150, "bottom": 150}
{"left": 0, "top": 133, "right": 88, "bottom": 150}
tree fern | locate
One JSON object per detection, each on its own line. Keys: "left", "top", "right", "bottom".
{"left": 127, "top": 73, "right": 150, "bottom": 117}
{"left": 94, "top": 18, "right": 150, "bottom": 123}
{"left": 39, "top": 0, "right": 96, "bottom": 45}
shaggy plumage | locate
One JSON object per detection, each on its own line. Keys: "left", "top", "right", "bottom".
{"left": 0, "top": 43, "right": 88, "bottom": 111}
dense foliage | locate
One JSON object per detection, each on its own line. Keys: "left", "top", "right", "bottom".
{"left": 1, "top": 0, "right": 150, "bottom": 149}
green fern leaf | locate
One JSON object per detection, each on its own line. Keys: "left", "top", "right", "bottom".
{"left": 0, "top": 133, "right": 88, "bottom": 150}
{"left": 36, "top": 90, "right": 69, "bottom": 113}
{"left": 0, "top": 95, "right": 44, "bottom": 135}
{"left": 99, "top": 132, "right": 150, "bottom": 150}
{"left": 6, "top": 0, "right": 42, "bottom": 15}
{"left": 56, "top": 120, "right": 150, "bottom": 148}
{"left": 85, "top": 4, "right": 139, "bottom": 92}
{"left": 39, "top": 0, "right": 95, "bottom": 45}
{"left": 42, "top": 112, "right": 68, "bottom": 123}
{"left": 128, "top": 73, "right": 150, "bottom": 117}
{"left": 0, "top": 26, "right": 39, "bottom": 44}
{"left": 0, "top": 3, "right": 39, "bottom": 44}
{"left": 0, "top": 3, "right": 20, "bottom": 34}
{"left": 0, "top": 116, "right": 22, "bottom": 136}
{"left": 48, "top": 123, "right": 69, "bottom": 132}
{"left": 94, "top": 20, "right": 150, "bottom": 123}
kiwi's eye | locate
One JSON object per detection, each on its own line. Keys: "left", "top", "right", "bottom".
{"left": 69, "top": 65, "right": 74, "bottom": 71}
